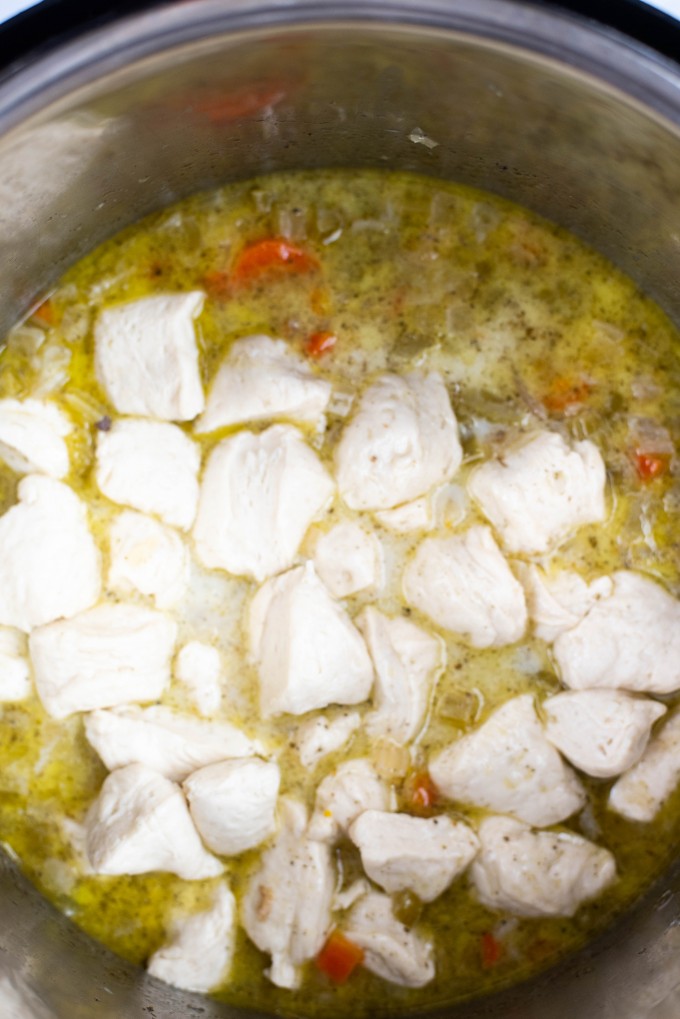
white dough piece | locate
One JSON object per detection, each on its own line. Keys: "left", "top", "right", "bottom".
{"left": 308, "top": 758, "right": 391, "bottom": 843}
{"left": 516, "top": 564, "right": 613, "bottom": 643}
{"left": 295, "top": 711, "right": 361, "bottom": 768}
{"left": 86, "top": 763, "right": 222, "bottom": 879}
{"left": 241, "top": 798, "right": 334, "bottom": 989}
{"left": 349, "top": 811, "right": 479, "bottom": 902}
{"left": 0, "top": 627, "right": 31, "bottom": 702}
{"left": 148, "top": 883, "right": 236, "bottom": 993}
{"left": 95, "top": 292, "right": 205, "bottom": 421}
{"left": 0, "top": 397, "right": 72, "bottom": 478}
{"left": 0, "top": 475, "right": 101, "bottom": 632}
{"left": 471, "top": 816, "right": 616, "bottom": 917}
{"left": 544, "top": 690, "right": 666, "bottom": 779}
{"left": 193, "top": 426, "right": 334, "bottom": 582}
{"left": 344, "top": 891, "right": 435, "bottom": 988}
{"left": 402, "top": 526, "right": 527, "bottom": 648}
{"left": 195, "top": 334, "right": 331, "bottom": 433}
{"left": 554, "top": 571, "right": 680, "bottom": 695}
{"left": 96, "top": 419, "right": 200, "bottom": 530}
{"left": 468, "top": 430, "right": 606, "bottom": 554}
{"left": 357, "top": 606, "right": 445, "bottom": 744}
{"left": 84, "top": 704, "right": 261, "bottom": 782}
{"left": 610, "top": 710, "right": 680, "bottom": 822}
{"left": 29, "top": 604, "right": 176, "bottom": 720}
{"left": 249, "top": 563, "right": 374, "bottom": 717}
{"left": 174, "top": 641, "right": 222, "bottom": 716}
{"left": 429, "top": 694, "right": 585, "bottom": 826}
{"left": 335, "top": 371, "right": 462, "bottom": 511}
{"left": 184, "top": 758, "right": 280, "bottom": 855}
{"left": 108, "top": 510, "right": 189, "bottom": 609}
{"left": 313, "top": 522, "right": 383, "bottom": 598}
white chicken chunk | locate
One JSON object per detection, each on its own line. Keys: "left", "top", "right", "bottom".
{"left": 516, "top": 564, "right": 613, "bottom": 643}
{"left": 429, "top": 694, "right": 585, "bottom": 826}
{"left": 554, "top": 571, "right": 680, "bottom": 695}
{"left": 357, "top": 607, "right": 445, "bottom": 745}
{"left": 193, "top": 426, "right": 334, "bottom": 582}
{"left": 402, "top": 526, "right": 527, "bottom": 648}
{"left": 94, "top": 292, "right": 205, "bottom": 421}
{"left": 374, "top": 494, "right": 434, "bottom": 533}
{"left": 0, "top": 475, "right": 101, "bottom": 632}
{"left": 84, "top": 704, "right": 261, "bottom": 782}
{"left": 295, "top": 711, "right": 361, "bottom": 768}
{"left": 0, "top": 397, "right": 72, "bottom": 478}
{"left": 29, "top": 604, "right": 176, "bottom": 720}
{"left": 335, "top": 371, "right": 462, "bottom": 511}
{"left": 313, "top": 522, "right": 383, "bottom": 598}
{"left": 544, "top": 690, "right": 666, "bottom": 779}
{"left": 108, "top": 510, "right": 189, "bottom": 609}
{"left": 195, "top": 334, "right": 331, "bottom": 433}
{"left": 85, "top": 763, "right": 222, "bottom": 879}
{"left": 249, "top": 563, "right": 374, "bottom": 717}
{"left": 184, "top": 757, "right": 280, "bottom": 855}
{"left": 96, "top": 419, "right": 200, "bottom": 530}
{"left": 148, "top": 883, "right": 236, "bottom": 993}
{"left": 344, "top": 892, "right": 435, "bottom": 988}
{"left": 468, "top": 430, "right": 606, "bottom": 554}
{"left": 308, "top": 759, "right": 392, "bottom": 843}
{"left": 174, "top": 641, "right": 222, "bottom": 716}
{"left": 241, "top": 798, "right": 334, "bottom": 989}
{"left": 0, "top": 627, "right": 31, "bottom": 702}
{"left": 471, "top": 816, "right": 616, "bottom": 917}
{"left": 610, "top": 710, "right": 680, "bottom": 822}
{"left": 349, "top": 811, "right": 479, "bottom": 902}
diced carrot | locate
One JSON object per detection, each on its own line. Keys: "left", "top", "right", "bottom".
{"left": 315, "top": 930, "right": 364, "bottom": 984}
{"left": 481, "top": 931, "right": 503, "bottom": 968}
{"left": 635, "top": 451, "right": 670, "bottom": 481}
{"left": 543, "top": 376, "right": 591, "bottom": 414}
{"left": 202, "top": 269, "right": 232, "bottom": 298}
{"left": 306, "top": 330, "right": 337, "bottom": 358}
{"left": 402, "top": 771, "right": 439, "bottom": 816}
{"left": 191, "top": 82, "right": 287, "bottom": 124}
{"left": 32, "top": 298, "right": 56, "bottom": 325}
{"left": 231, "top": 237, "right": 319, "bottom": 285}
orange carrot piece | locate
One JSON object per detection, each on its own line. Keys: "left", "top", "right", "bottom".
{"left": 635, "top": 451, "right": 670, "bottom": 481}
{"left": 481, "top": 932, "right": 503, "bottom": 968}
{"left": 306, "top": 330, "right": 337, "bottom": 358}
{"left": 402, "top": 771, "right": 439, "bottom": 816}
{"left": 316, "top": 930, "right": 364, "bottom": 984}
{"left": 231, "top": 237, "right": 318, "bottom": 285}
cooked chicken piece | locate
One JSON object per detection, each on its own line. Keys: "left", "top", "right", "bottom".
{"left": 308, "top": 758, "right": 392, "bottom": 843}
{"left": 357, "top": 606, "right": 445, "bottom": 745}
{"left": 241, "top": 798, "right": 334, "bottom": 989}
{"left": 148, "top": 883, "right": 236, "bottom": 993}
{"left": 429, "top": 694, "right": 585, "bottom": 826}
{"left": 94, "top": 292, "right": 205, "bottom": 421}
{"left": 249, "top": 563, "right": 374, "bottom": 717}
{"left": 174, "top": 641, "right": 222, "bottom": 716}
{"left": 374, "top": 494, "right": 434, "bottom": 533}
{"left": 344, "top": 891, "right": 435, "bottom": 988}
{"left": 0, "top": 397, "right": 72, "bottom": 478}
{"left": 544, "top": 690, "right": 666, "bottom": 779}
{"left": 554, "top": 571, "right": 680, "bottom": 695}
{"left": 0, "top": 627, "right": 31, "bottom": 702}
{"left": 0, "top": 475, "right": 101, "bottom": 632}
{"left": 193, "top": 425, "right": 333, "bottom": 582}
{"left": 349, "top": 810, "right": 479, "bottom": 902}
{"left": 402, "top": 526, "right": 527, "bottom": 648}
{"left": 29, "top": 604, "right": 176, "bottom": 720}
{"left": 313, "top": 521, "right": 383, "bottom": 598}
{"left": 195, "top": 334, "right": 331, "bottom": 433}
{"left": 294, "top": 711, "right": 361, "bottom": 768}
{"left": 184, "top": 757, "right": 280, "bottom": 855}
{"left": 610, "top": 710, "right": 680, "bottom": 822}
{"left": 84, "top": 704, "right": 261, "bottom": 782}
{"left": 108, "top": 510, "right": 189, "bottom": 610}
{"left": 471, "top": 816, "right": 616, "bottom": 917}
{"left": 468, "top": 430, "right": 606, "bottom": 554}
{"left": 96, "top": 419, "right": 200, "bottom": 531}
{"left": 335, "top": 371, "right": 462, "bottom": 511}
{"left": 516, "top": 563, "right": 613, "bottom": 643}
{"left": 85, "top": 764, "right": 222, "bottom": 879}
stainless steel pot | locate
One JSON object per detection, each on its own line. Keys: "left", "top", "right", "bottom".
{"left": 1, "top": 2, "right": 680, "bottom": 1016}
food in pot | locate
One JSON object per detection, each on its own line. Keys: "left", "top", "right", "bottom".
{"left": 0, "top": 169, "right": 678, "bottom": 1014}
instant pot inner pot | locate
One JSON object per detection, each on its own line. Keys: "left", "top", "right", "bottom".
{"left": 1, "top": 5, "right": 680, "bottom": 1017}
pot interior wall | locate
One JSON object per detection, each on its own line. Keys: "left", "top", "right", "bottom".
{"left": 1, "top": 5, "right": 680, "bottom": 1017}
